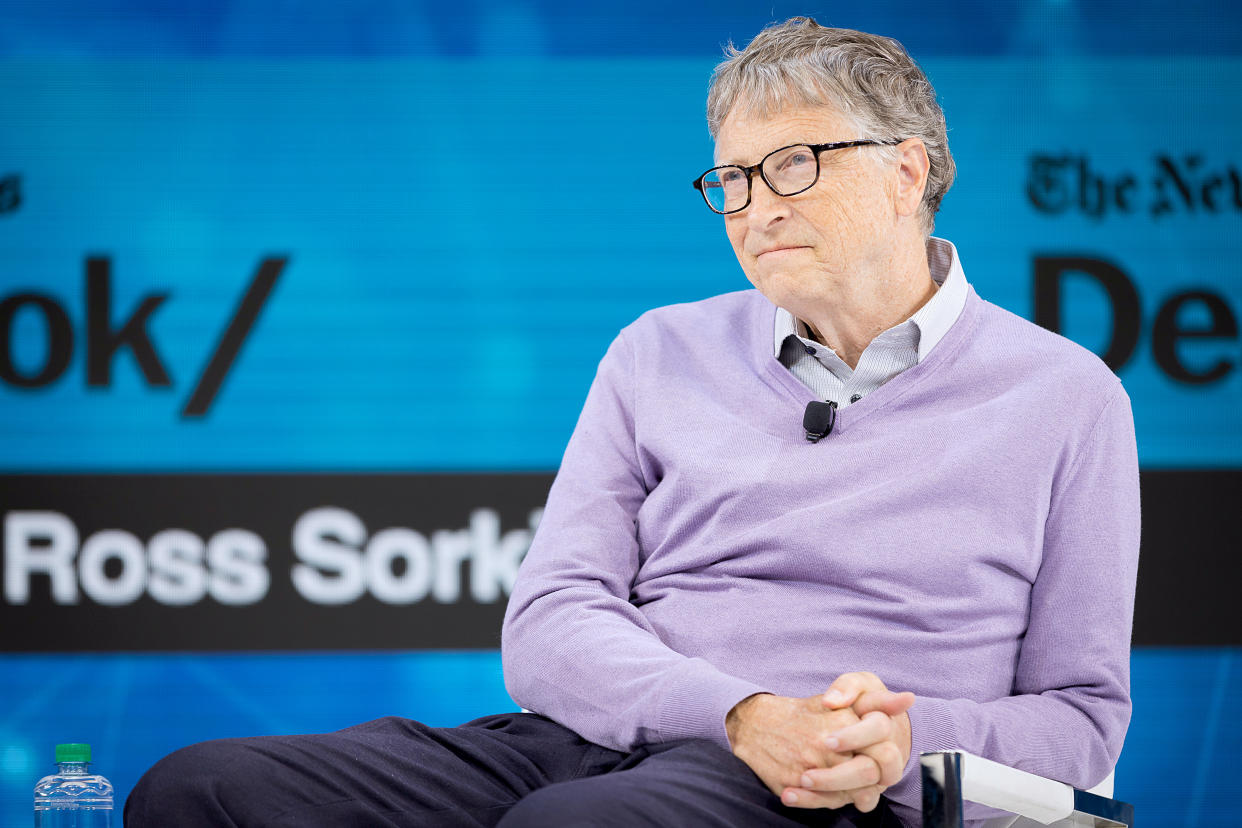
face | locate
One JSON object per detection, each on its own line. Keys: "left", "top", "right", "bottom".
{"left": 712, "top": 104, "right": 903, "bottom": 316}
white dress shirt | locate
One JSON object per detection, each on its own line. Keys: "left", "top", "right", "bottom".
{"left": 774, "top": 236, "right": 968, "bottom": 406}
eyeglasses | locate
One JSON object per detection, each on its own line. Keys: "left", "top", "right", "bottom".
{"left": 691, "top": 140, "right": 899, "bottom": 214}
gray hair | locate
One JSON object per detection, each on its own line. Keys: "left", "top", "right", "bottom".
{"left": 706, "top": 17, "right": 955, "bottom": 233}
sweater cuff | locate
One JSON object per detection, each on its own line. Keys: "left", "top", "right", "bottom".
{"left": 885, "top": 695, "right": 958, "bottom": 808}
{"left": 656, "top": 658, "right": 770, "bottom": 751}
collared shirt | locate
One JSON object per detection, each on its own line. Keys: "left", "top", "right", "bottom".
{"left": 774, "top": 236, "right": 968, "bottom": 407}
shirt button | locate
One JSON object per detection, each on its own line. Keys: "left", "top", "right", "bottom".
{"left": 805, "top": 345, "right": 816, "bottom": 355}
{"left": 850, "top": 394, "right": 862, "bottom": 403}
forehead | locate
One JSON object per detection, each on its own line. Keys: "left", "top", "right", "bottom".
{"left": 714, "top": 104, "right": 855, "bottom": 166}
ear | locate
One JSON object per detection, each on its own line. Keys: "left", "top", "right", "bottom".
{"left": 893, "top": 138, "right": 930, "bottom": 220}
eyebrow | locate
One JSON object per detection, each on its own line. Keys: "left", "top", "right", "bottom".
{"left": 714, "top": 150, "right": 755, "bottom": 167}
{"left": 715, "top": 142, "right": 812, "bottom": 168}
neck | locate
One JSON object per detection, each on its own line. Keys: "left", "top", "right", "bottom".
{"left": 798, "top": 239, "right": 935, "bottom": 369}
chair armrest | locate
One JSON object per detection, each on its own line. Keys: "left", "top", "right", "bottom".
{"left": 919, "top": 751, "right": 1134, "bottom": 827}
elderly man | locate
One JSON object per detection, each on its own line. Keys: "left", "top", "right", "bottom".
{"left": 126, "top": 18, "right": 1138, "bottom": 828}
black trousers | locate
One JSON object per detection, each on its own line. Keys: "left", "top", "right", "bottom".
{"left": 124, "top": 712, "right": 906, "bottom": 827}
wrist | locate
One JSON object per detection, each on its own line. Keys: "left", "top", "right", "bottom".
{"left": 726, "top": 692, "right": 770, "bottom": 750}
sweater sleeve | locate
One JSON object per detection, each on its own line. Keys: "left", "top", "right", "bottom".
{"left": 501, "top": 331, "right": 770, "bottom": 752}
{"left": 883, "top": 382, "right": 1141, "bottom": 811}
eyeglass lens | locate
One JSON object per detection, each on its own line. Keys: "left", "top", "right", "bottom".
{"left": 701, "top": 145, "right": 820, "bottom": 213}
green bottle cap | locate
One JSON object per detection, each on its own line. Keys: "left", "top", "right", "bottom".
{"left": 54, "top": 744, "right": 91, "bottom": 763}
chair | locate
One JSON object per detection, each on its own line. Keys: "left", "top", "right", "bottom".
{"left": 920, "top": 751, "right": 1133, "bottom": 827}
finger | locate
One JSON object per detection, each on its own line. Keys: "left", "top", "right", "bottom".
{"left": 849, "top": 785, "right": 885, "bottom": 813}
{"left": 821, "top": 671, "right": 883, "bottom": 709}
{"left": 823, "top": 710, "right": 891, "bottom": 752}
{"left": 797, "top": 746, "right": 852, "bottom": 770}
{"left": 822, "top": 749, "right": 853, "bottom": 768}
{"left": 859, "top": 739, "right": 906, "bottom": 787}
{"left": 853, "top": 689, "right": 916, "bottom": 717}
{"left": 780, "top": 787, "right": 853, "bottom": 810}
{"left": 799, "top": 755, "right": 882, "bottom": 792}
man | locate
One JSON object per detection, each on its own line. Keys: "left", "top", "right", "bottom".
{"left": 126, "top": 18, "right": 1138, "bottom": 828}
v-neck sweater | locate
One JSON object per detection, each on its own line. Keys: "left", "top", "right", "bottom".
{"left": 775, "top": 236, "right": 969, "bottom": 407}
{"left": 502, "top": 283, "right": 1139, "bottom": 824}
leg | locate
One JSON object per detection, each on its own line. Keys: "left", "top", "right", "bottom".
{"left": 497, "top": 738, "right": 905, "bottom": 828}
{"left": 124, "top": 713, "right": 623, "bottom": 828}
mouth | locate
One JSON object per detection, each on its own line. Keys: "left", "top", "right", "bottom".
{"left": 756, "top": 245, "right": 810, "bottom": 259}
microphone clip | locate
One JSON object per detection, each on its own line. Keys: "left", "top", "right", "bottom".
{"left": 803, "top": 400, "right": 838, "bottom": 443}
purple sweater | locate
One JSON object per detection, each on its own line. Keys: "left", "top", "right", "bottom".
{"left": 502, "top": 284, "right": 1139, "bottom": 823}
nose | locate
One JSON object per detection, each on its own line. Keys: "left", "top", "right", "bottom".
{"left": 745, "top": 173, "right": 791, "bottom": 231}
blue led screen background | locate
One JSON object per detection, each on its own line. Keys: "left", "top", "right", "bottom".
{"left": 1, "top": 1, "right": 1240, "bottom": 824}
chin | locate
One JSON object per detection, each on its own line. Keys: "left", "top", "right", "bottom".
{"left": 748, "top": 268, "right": 808, "bottom": 307}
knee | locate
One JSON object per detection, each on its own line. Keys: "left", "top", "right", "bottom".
{"left": 125, "top": 739, "right": 252, "bottom": 827}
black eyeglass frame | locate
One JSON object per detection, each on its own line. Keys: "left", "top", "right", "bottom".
{"left": 691, "top": 139, "right": 902, "bottom": 214}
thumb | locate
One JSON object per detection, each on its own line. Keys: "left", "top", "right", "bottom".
{"left": 853, "top": 690, "right": 916, "bottom": 717}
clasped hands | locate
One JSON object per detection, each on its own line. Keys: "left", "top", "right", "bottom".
{"left": 725, "top": 672, "right": 914, "bottom": 813}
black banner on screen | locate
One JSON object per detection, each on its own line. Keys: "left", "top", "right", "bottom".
{"left": 0, "top": 474, "right": 551, "bottom": 651}
{"left": 1, "top": 471, "right": 1238, "bottom": 650}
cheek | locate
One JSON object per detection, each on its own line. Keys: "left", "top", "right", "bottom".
{"left": 814, "top": 164, "right": 886, "bottom": 222}
{"left": 724, "top": 219, "right": 747, "bottom": 256}
{"left": 809, "top": 184, "right": 883, "bottom": 241}
{"left": 822, "top": 177, "right": 866, "bottom": 212}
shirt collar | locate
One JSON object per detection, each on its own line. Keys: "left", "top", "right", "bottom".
{"left": 771, "top": 236, "right": 969, "bottom": 362}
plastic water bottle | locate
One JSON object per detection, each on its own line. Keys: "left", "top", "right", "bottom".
{"left": 33, "top": 743, "right": 113, "bottom": 827}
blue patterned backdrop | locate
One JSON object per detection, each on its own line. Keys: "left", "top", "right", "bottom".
{"left": 2, "top": 1, "right": 1240, "bottom": 824}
